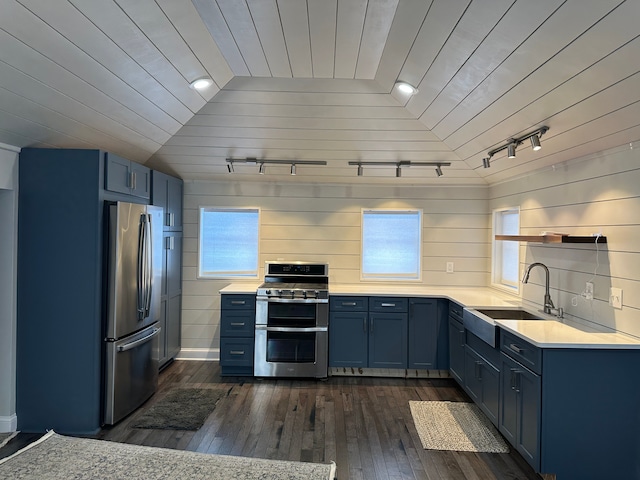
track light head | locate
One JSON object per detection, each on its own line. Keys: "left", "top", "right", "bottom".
{"left": 530, "top": 134, "right": 542, "bottom": 151}
{"left": 290, "top": 164, "right": 296, "bottom": 176}
{"left": 482, "top": 157, "right": 491, "bottom": 168}
{"left": 435, "top": 165, "right": 443, "bottom": 177}
{"left": 396, "top": 165, "right": 402, "bottom": 177}
{"left": 227, "top": 162, "right": 234, "bottom": 173}
{"left": 357, "top": 164, "right": 363, "bottom": 176}
{"left": 507, "top": 143, "right": 517, "bottom": 158}
{"left": 259, "top": 162, "right": 265, "bottom": 174}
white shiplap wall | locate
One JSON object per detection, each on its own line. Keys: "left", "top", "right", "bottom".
{"left": 490, "top": 142, "right": 640, "bottom": 338}
{"left": 180, "top": 181, "right": 490, "bottom": 358}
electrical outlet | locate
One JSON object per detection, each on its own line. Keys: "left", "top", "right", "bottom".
{"left": 585, "top": 282, "right": 594, "bottom": 300}
{"left": 609, "top": 288, "right": 623, "bottom": 309}
{"left": 446, "top": 262, "right": 454, "bottom": 273}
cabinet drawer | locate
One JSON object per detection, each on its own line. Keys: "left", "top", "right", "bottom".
{"left": 220, "top": 338, "right": 254, "bottom": 367}
{"left": 330, "top": 296, "right": 368, "bottom": 311}
{"left": 449, "top": 301, "right": 463, "bottom": 321}
{"left": 221, "top": 294, "right": 256, "bottom": 310}
{"left": 500, "top": 330, "right": 541, "bottom": 375}
{"left": 369, "top": 297, "right": 408, "bottom": 313}
{"left": 220, "top": 311, "right": 255, "bottom": 337}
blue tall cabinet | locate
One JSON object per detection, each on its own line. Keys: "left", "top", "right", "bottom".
{"left": 16, "top": 148, "right": 152, "bottom": 434}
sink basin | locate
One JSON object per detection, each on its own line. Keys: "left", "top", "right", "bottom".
{"left": 462, "top": 307, "right": 545, "bottom": 347}
{"left": 475, "top": 308, "right": 544, "bottom": 320}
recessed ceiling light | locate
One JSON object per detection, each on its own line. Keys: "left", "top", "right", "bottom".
{"left": 189, "top": 77, "right": 214, "bottom": 90}
{"left": 395, "top": 81, "right": 418, "bottom": 95}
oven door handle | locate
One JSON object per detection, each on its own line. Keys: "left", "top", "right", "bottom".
{"left": 255, "top": 325, "right": 328, "bottom": 333}
{"left": 256, "top": 297, "right": 328, "bottom": 304}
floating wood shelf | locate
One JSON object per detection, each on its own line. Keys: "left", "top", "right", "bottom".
{"left": 495, "top": 234, "right": 607, "bottom": 244}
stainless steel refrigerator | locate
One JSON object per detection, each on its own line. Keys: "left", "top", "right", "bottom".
{"left": 103, "top": 202, "right": 163, "bottom": 425}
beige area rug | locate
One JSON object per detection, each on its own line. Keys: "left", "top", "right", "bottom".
{"left": 131, "top": 387, "right": 227, "bottom": 430}
{"left": 409, "top": 401, "right": 509, "bottom": 453}
{"left": 0, "top": 431, "right": 337, "bottom": 480}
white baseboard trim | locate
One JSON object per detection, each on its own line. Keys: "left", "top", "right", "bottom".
{"left": 175, "top": 348, "right": 219, "bottom": 362}
{"left": 0, "top": 413, "right": 17, "bottom": 433}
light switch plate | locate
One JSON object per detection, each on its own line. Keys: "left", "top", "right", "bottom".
{"left": 609, "top": 287, "right": 623, "bottom": 309}
{"left": 446, "top": 262, "right": 454, "bottom": 273}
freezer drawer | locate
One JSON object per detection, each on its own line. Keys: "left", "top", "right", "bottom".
{"left": 104, "top": 324, "right": 160, "bottom": 425}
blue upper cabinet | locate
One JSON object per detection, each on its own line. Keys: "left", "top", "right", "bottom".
{"left": 151, "top": 170, "right": 183, "bottom": 231}
{"left": 105, "top": 152, "right": 150, "bottom": 199}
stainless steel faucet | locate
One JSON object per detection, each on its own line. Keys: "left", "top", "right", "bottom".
{"left": 522, "top": 262, "right": 556, "bottom": 315}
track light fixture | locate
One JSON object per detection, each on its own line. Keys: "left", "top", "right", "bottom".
{"left": 225, "top": 158, "right": 326, "bottom": 175}
{"left": 483, "top": 126, "right": 549, "bottom": 168}
{"left": 348, "top": 161, "right": 451, "bottom": 177}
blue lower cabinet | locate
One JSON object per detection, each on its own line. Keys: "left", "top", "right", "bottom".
{"left": 369, "top": 312, "right": 407, "bottom": 368}
{"left": 408, "top": 299, "right": 449, "bottom": 370}
{"left": 329, "top": 296, "right": 408, "bottom": 370}
{"left": 499, "top": 352, "right": 541, "bottom": 469}
{"left": 220, "top": 294, "right": 255, "bottom": 376}
{"left": 329, "top": 311, "right": 368, "bottom": 367}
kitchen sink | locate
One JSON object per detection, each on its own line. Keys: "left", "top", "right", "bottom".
{"left": 462, "top": 307, "right": 545, "bottom": 347}
{"left": 474, "top": 308, "right": 544, "bottom": 320}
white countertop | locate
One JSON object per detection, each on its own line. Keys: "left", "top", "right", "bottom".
{"left": 219, "top": 283, "right": 640, "bottom": 349}
{"left": 496, "top": 319, "right": 640, "bottom": 349}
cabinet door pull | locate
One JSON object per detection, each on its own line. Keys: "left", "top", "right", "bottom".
{"left": 380, "top": 303, "right": 396, "bottom": 307}
{"left": 131, "top": 171, "right": 137, "bottom": 190}
{"left": 475, "top": 361, "right": 483, "bottom": 380}
{"left": 342, "top": 302, "right": 357, "bottom": 306}
{"left": 230, "top": 322, "right": 245, "bottom": 326}
{"left": 370, "top": 317, "right": 374, "bottom": 332}
{"left": 229, "top": 350, "right": 245, "bottom": 355}
{"left": 231, "top": 300, "right": 246, "bottom": 305}
{"left": 509, "top": 343, "right": 524, "bottom": 354}
{"left": 363, "top": 317, "right": 367, "bottom": 333}
{"left": 510, "top": 368, "right": 517, "bottom": 390}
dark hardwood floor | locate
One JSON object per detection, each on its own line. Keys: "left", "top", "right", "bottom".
{"left": 2, "top": 361, "right": 542, "bottom": 480}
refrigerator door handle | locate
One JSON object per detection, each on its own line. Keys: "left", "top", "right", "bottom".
{"left": 117, "top": 327, "right": 161, "bottom": 352}
{"left": 144, "top": 214, "right": 152, "bottom": 317}
{"left": 136, "top": 214, "right": 147, "bottom": 320}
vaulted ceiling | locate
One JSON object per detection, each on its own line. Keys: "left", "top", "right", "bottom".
{"left": 1, "top": 0, "right": 639, "bottom": 185}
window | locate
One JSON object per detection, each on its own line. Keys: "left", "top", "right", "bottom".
{"left": 198, "top": 208, "right": 260, "bottom": 278}
{"left": 492, "top": 207, "right": 520, "bottom": 292}
{"left": 361, "top": 209, "right": 422, "bottom": 280}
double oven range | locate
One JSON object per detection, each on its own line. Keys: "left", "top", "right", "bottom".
{"left": 254, "top": 261, "right": 329, "bottom": 378}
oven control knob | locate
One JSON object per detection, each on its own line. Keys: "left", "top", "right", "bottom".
{"left": 265, "top": 290, "right": 271, "bottom": 295}
{"left": 303, "top": 291, "right": 308, "bottom": 299}
{"left": 276, "top": 289, "right": 283, "bottom": 297}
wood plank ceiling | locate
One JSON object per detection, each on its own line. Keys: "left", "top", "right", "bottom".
{"left": 0, "top": 0, "right": 639, "bottom": 185}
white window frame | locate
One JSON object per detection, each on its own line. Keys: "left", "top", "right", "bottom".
{"left": 360, "top": 208, "right": 422, "bottom": 282}
{"left": 491, "top": 206, "right": 520, "bottom": 294}
{"left": 197, "top": 207, "right": 260, "bottom": 279}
